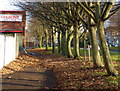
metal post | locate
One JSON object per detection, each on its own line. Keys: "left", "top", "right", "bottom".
{"left": 88, "top": 45, "right": 90, "bottom": 61}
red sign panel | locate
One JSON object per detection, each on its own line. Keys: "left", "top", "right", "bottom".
{"left": 0, "top": 11, "right": 26, "bottom": 33}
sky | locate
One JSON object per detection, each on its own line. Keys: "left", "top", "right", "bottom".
{"left": 0, "top": 0, "right": 20, "bottom": 11}
{"left": 0, "top": 0, "right": 119, "bottom": 11}
{"left": 0, "top": 0, "right": 119, "bottom": 29}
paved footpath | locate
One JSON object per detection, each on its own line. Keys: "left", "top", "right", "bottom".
{"left": 0, "top": 53, "right": 57, "bottom": 90}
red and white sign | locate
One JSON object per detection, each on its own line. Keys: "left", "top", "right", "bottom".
{"left": 0, "top": 14, "right": 22, "bottom": 22}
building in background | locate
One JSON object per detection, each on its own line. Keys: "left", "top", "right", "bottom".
{"left": 105, "top": 10, "right": 120, "bottom": 47}
{"left": 26, "top": 30, "right": 36, "bottom": 49}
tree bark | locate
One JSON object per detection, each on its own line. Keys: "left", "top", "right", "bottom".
{"left": 49, "top": 35, "right": 52, "bottom": 47}
{"left": 39, "top": 37, "right": 42, "bottom": 48}
{"left": 52, "top": 30, "right": 55, "bottom": 53}
{"left": 95, "top": 2, "right": 118, "bottom": 76}
{"left": 61, "top": 30, "right": 68, "bottom": 56}
{"left": 58, "top": 31, "right": 61, "bottom": 53}
{"left": 67, "top": 34, "right": 74, "bottom": 58}
{"left": 45, "top": 29, "right": 48, "bottom": 50}
{"left": 97, "top": 21, "right": 118, "bottom": 76}
{"left": 73, "top": 21, "right": 80, "bottom": 58}
{"left": 89, "top": 26, "right": 103, "bottom": 68}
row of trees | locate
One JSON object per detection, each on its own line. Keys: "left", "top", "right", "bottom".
{"left": 15, "top": 1, "right": 120, "bottom": 76}
{"left": 28, "top": 18, "right": 51, "bottom": 50}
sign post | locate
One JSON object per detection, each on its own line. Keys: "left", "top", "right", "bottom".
{"left": 0, "top": 11, "right": 26, "bottom": 69}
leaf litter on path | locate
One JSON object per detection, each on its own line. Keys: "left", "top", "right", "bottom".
{"left": 1, "top": 48, "right": 119, "bottom": 90}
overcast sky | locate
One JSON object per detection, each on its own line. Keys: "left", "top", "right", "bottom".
{"left": 0, "top": 0, "right": 20, "bottom": 10}
{"left": 0, "top": 0, "right": 119, "bottom": 11}
{"left": 0, "top": 0, "right": 119, "bottom": 29}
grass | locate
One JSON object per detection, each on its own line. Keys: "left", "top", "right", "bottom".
{"left": 70, "top": 48, "right": 91, "bottom": 56}
{"left": 72, "top": 48, "right": 120, "bottom": 62}
{"left": 109, "top": 47, "right": 120, "bottom": 51}
{"left": 110, "top": 52, "right": 120, "bottom": 62}
{"left": 104, "top": 75, "right": 120, "bottom": 87}
{"left": 97, "top": 72, "right": 106, "bottom": 75}
{"left": 35, "top": 47, "right": 120, "bottom": 62}
{"left": 34, "top": 46, "right": 53, "bottom": 49}
{"left": 34, "top": 46, "right": 40, "bottom": 49}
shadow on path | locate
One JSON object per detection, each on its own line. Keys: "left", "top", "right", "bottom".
{"left": 1, "top": 62, "right": 57, "bottom": 90}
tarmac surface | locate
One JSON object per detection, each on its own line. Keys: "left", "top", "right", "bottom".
{"left": 0, "top": 50, "right": 57, "bottom": 90}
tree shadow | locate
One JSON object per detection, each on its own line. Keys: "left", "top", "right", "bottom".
{"left": 1, "top": 66, "right": 57, "bottom": 89}
{"left": 75, "top": 66, "right": 109, "bottom": 82}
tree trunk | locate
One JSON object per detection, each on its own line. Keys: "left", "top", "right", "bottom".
{"left": 61, "top": 30, "right": 68, "bottom": 56}
{"left": 45, "top": 30, "right": 48, "bottom": 50}
{"left": 49, "top": 35, "right": 52, "bottom": 47}
{"left": 67, "top": 34, "right": 74, "bottom": 58}
{"left": 58, "top": 31, "right": 61, "bottom": 53}
{"left": 39, "top": 37, "right": 42, "bottom": 48}
{"left": 52, "top": 30, "right": 55, "bottom": 53}
{"left": 73, "top": 21, "right": 80, "bottom": 58}
{"left": 98, "top": 21, "right": 118, "bottom": 76}
{"left": 89, "top": 26, "right": 103, "bottom": 68}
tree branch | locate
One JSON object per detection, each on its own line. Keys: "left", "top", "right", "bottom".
{"left": 103, "top": 6, "right": 120, "bottom": 21}
{"left": 101, "top": 2, "right": 114, "bottom": 20}
{"left": 77, "top": 2, "right": 96, "bottom": 22}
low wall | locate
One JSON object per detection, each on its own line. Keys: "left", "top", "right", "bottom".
{"left": 0, "top": 33, "right": 19, "bottom": 69}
